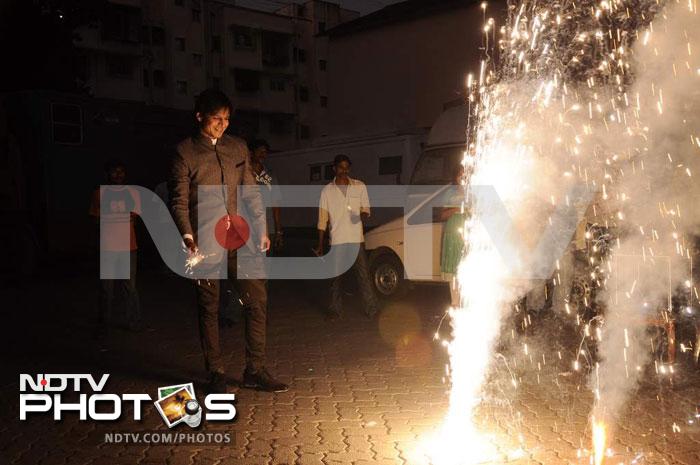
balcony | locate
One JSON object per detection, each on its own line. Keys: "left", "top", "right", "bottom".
{"left": 261, "top": 31, "right": 291, "bottom": 70}
{"left": 101, "top": 3, "right": 142, "bottom": 44}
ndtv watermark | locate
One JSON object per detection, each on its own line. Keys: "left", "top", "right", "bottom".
{"left": 100, "top": 184, "right": 592, "bottom": 281}
{"left": 104, "top": 431, "right": 234, "bottom": 446}
{"left": 19, "top": 374, "right": 235, "bottom": 424}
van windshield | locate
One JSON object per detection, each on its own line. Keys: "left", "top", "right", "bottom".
{"left": 410, "top": 146, "right": 465, "bottom": 185}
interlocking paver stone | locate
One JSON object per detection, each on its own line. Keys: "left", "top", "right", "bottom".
{"left": 4, "top": 273, "right": 700, "bottom": 465}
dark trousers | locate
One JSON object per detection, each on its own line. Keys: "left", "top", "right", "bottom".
{"left": 99, "top": 250, "right": 141, "bottom": 327}
{"left": 195, "top": 251, "right": 267, "bottom": 374}
{"left": 330, "top": 243, "right": 378, "bottom": 315}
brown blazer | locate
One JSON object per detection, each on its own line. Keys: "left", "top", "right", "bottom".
{"left": 168, "top": 133, "right": 266, "bottom": 241}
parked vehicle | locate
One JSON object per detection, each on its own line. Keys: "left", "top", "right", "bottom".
{"left": 264, "top": 130, "right": 427, "bottom": 230}
{"left": 365, "top": 103, "right": 467, "bottom": 297}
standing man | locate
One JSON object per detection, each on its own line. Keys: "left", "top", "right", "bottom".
{"left": 89, "top": 160, "right": 142, "bottom": 336}
{"left": 250, "top": 139, "right": 283, "bottom": 252}
{"left": 313, "top": 155, "right": 379, "bottom": 319}
{"left": 169, "top": 89, "right": 287, "bottom": 393}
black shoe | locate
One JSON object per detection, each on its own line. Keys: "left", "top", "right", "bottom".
{"left": 242, "top": 368, "right": 288, "bottom": 392}
{"left": 208, "top": 371, "right": 228, "bottom": 394}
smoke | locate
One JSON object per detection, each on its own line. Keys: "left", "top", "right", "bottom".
{"left": 592, "top": 0, "right": 700, "bottom": 422}
{"left": 425, "top": 2, "right": 699, "bottom": 463}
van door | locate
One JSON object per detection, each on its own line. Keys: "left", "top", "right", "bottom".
{"left": 403, "top": 187, "right": 449, "bottom": 281}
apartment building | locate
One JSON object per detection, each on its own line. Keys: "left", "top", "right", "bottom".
{"left": 73, "top": 0, "right": 358, "bottom": 150}
{"left": 322, "top": 0, "right": 507, "bottom": 139}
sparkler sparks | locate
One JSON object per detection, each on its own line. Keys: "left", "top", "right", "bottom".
{"left": 184, "top": 251, "right": 215, "bottom": 274}
{"left": 592, "top": 419, "right": 607, "bottom": 465}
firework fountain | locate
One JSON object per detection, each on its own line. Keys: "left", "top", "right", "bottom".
{"left": 421, "top": 1, "right": 700, "bottom": 464}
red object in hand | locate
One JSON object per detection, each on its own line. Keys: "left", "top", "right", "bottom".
{"left": 214, "top": 214, "right": 250, "bottom": 250}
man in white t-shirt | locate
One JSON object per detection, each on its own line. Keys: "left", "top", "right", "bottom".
{"left": 313, "top": 155, "right": 379, "bottom": 319}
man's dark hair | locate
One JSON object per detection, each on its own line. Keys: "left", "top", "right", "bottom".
{"left": 194, "top": 89, "right": 233, "bottom": 116}
{"left": 104, "top": 158, "right": 126, "bottom": 173}
{"left": 250, "top": 139, "right": 270, "bottom": 152}
{"left": 333, "top": 154, "right": 351, "bottom": 166}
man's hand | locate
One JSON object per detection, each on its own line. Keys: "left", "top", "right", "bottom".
{"left": 312, "top": 244, "right": 324, "bottom": 257}
{"left": 259, "top": 235, "right": 271, "bottom": 252}
{"left": 184, "top": 237, "right": 198, "bottom": 254}
{"left": 350, "top": 210, "right": 369, "bottom": 225}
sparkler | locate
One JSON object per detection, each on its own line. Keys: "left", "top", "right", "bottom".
{"left": 421, "top": 0, "right": 700, "bottom": 464}
{"left": 184, "top": 250, "right": 215, "bottom": 274}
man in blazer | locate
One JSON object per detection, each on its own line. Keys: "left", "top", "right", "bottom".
{"left": 169, "top": 89, "right": 287, "bottom": 393}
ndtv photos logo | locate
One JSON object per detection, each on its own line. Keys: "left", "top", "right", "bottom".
{"left": 19, "top": 374, "right": 236, "bottom": 428}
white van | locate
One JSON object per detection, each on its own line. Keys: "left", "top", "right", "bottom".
{"left": 365, "top": 104, "right": 467, "bottom": 297}
{"left": 265, "top": 131, "right": 427, "bottom": 229}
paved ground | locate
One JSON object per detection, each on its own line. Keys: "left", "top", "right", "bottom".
{"left": 2, "top": 266, "right": 699, "bottom": 465}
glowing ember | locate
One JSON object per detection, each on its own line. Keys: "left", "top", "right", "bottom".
{"left": 592, "top": 419, "right": 607, "bottom": 465}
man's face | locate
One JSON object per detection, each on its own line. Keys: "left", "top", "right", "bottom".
{"left": 333, "top": 160, "right": 351, "bottom": 179}
{"left": 254, "top": 146, "right": 268, "bottom": 163}
{"left": 197, "top": 107, "right": 230, "bottom": 140}
{"left": 108, "top": 166, "right": 126, "bottom": 184}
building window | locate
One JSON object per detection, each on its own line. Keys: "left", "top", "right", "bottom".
{"left": 175, "top": 37, "right": 186, "bottom": 51}
{"left": 298, "top": 86, "right": 309, "bottom": 102}
{"left": 318, "top": 21, "right": 326, "bottom": 33}
{"left": 51, "top": 103, "right": 83, "bottom": 145}
{"left": 309, "top": 165, "right": 321, "bottom": 182}
{"left": 235, "top": 110, "right": 260, "bottom": 134}
{"left": 176, "top": 80, "right": 188, "bottom": 94}
{"left": 233, "top": 68, "right": 260, "bottom": 93}
{"left": 309, "top": 162, "right": 332, "bottom": 182}
{"left": 379, "top": 156, "right": 403, "bottom": 175}
{"left": 174, "top": 0, "right": 183, "bottom": 6}
{"left": 269, "top": 78, "right": 285, "bottom": 92}
{"left": 143, "top": 69, "right": 150, "bottom": 87}
{"left": 294, "top": 47, "right": 306, "bottom": 63}
{"left": 106, "top": 54, "right": 133, "bottom": 78}
{"left": 153, "top": 69, "right": 166, "bottom": 88}
{"left": 151, "top": 26, "right": 165, "bottom": 46}
{"left": 300, "top": 124, "right": 310, "bottom": 140}
{"left": 102, "top": 4, "right": 140, "bottom": 43}
{"left": 320, "top": 96, "right": 328, "bottom": 107}
{"left": 140, "top": 25, "right": 149, "bottom": 43}
{"left": 319, "top": 59, "right": 327, "bottom": 71}
{"left": 269, "top": 116, "right": 289, "bottom": 134}
{"left": 211, "top": 35, "right": 221, "bottom": 52}
{"left": 233, "top": 27, "right": 255, "bottom": 49}
{"left": 192, "top": 8, "right": 201, "bottom": 22}
{"left": 192, "top": 53, "right": 203, "bottom": 66}
{"left": 262, "top": 31, "right": 290, "bottom": 67}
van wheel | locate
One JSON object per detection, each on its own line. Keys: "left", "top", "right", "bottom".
{"left": 370, "top": 253, "right": 406, "bottom": 298}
